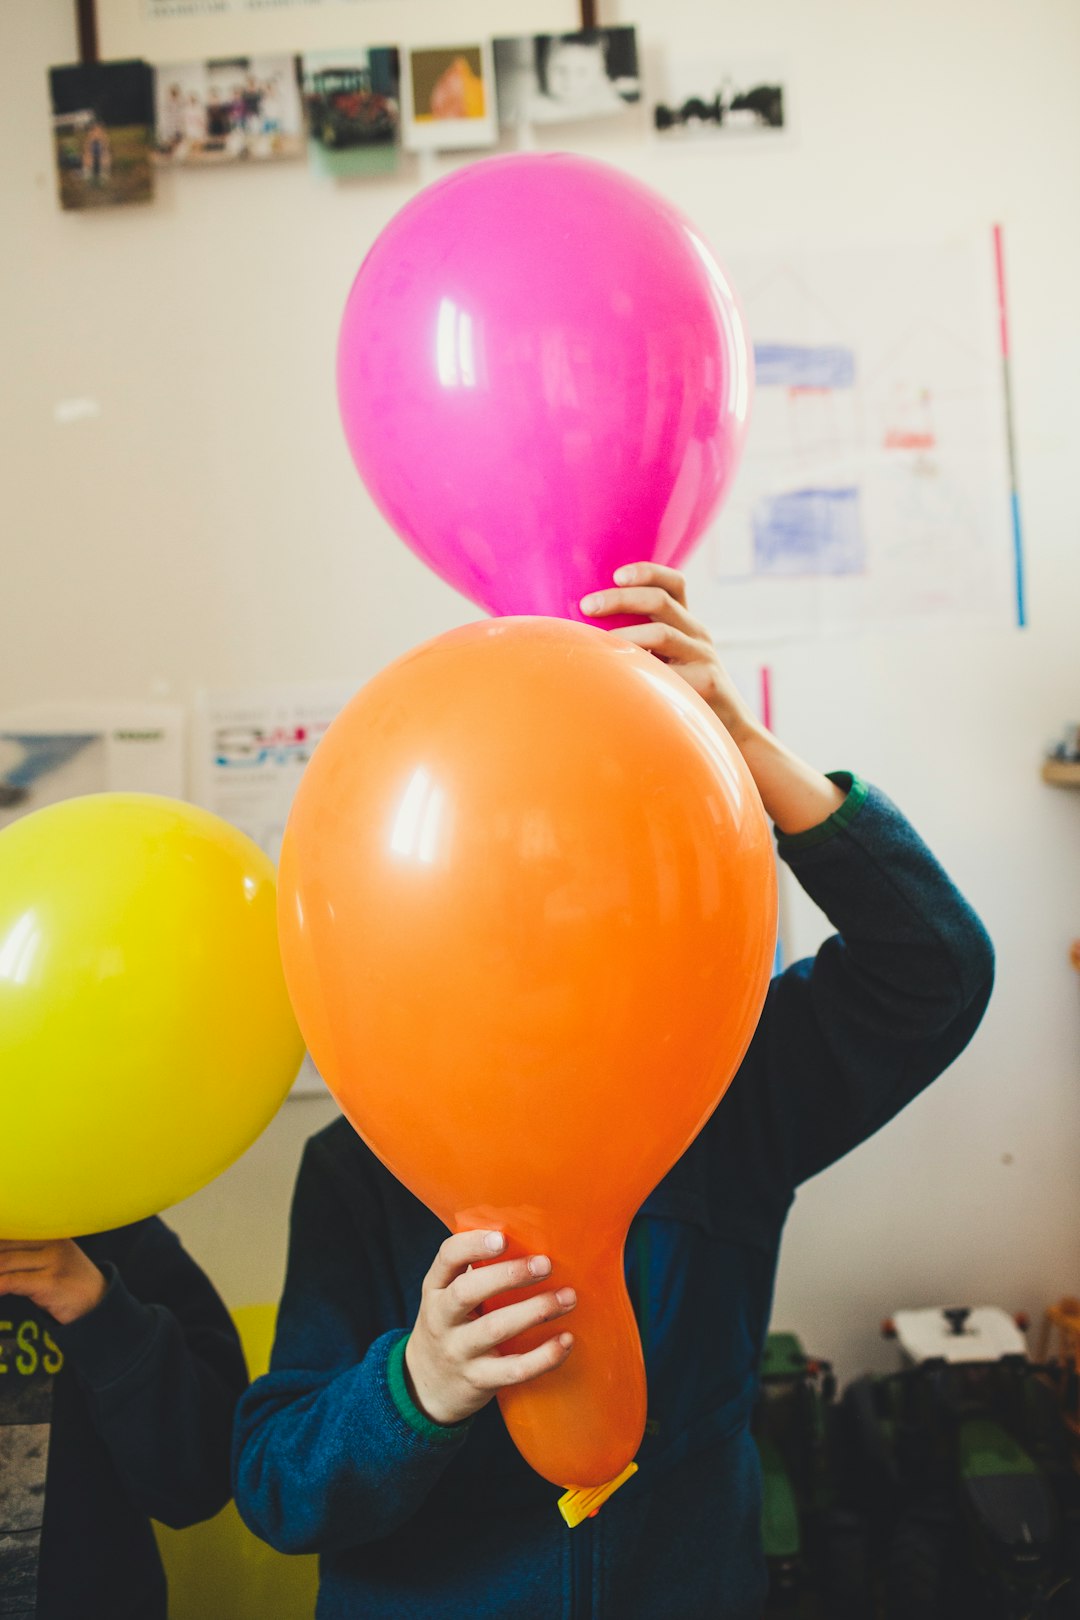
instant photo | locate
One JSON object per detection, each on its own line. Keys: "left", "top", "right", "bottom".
{"left": 402, "top": 44, "right": 497, "bottom": 152}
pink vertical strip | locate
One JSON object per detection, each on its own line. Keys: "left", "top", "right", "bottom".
{"left": 759, "top": 665, "right": 773, "bottom": 732}
{"left": 993, "top": 223, "right": 1010, "bottom": 356}
{"left": 993, "top": 223, "right": 1026, "bottom": 626}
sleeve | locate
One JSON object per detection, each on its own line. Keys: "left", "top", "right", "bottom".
{"left": 54, "top": 1219, "right": 248, "bottom": 1529}
{"left": 744, "top": 773, "right": 995, "bottom": 1191}
{"left": 231, "top": 1137, "right": 471, "bottom": 1555}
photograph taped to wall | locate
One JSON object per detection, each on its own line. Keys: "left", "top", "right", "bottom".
{"left": 49, "top": 60, "right": 156, "bottom": 210}
{"left": 654, "top": 54, "right": 787, "bottom": 139}
{"left": 154, "top": 54, "right": 303, "bottom": 164}
{"left": 300, "top": 48, "right": 400, "bottom": 179}
{"left": 0, "top": 705, "right": 185, "bottom": 834}
{"left": 494, "top": 28, "right": 640, "bottom": 128}
{"left": 690, "top": 231, "right": 1023, "bottom": 640}
{"left": 402, "top": 42, "right": 497, "bottom": 152}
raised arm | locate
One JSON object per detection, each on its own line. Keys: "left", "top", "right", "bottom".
{"left": 584, "top": 564, "right": 994, "bottom": 1190}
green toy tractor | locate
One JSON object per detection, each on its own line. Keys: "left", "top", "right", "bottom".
{"left": 754, "top": 1332, "right": 874, "bottom": 1618}
{"left": 843, "top": 1306, "right": 1080, "bottom": 1618}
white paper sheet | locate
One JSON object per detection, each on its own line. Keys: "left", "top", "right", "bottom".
{"left": 194, "top": 684, "right": 355, "bottom": 1097}
{"left": 0, "top": 704, "right": 185, "bottom": 833}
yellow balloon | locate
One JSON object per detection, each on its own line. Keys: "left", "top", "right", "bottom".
{"left": 0, "top": 794, "right": 304, "bottom": 1238}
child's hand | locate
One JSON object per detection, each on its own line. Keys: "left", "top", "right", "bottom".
{"left": 580, "top": 563, "right": 759, "bottom": 745}
{"left": 0, "top": 1239, "right": 107, "bottom": 1325}
{"left": 404, "top": 1231, "right": 576, "bottom": 1427}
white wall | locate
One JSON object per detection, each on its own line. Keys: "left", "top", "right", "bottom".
{"left": 4, "top": 0, "right": 1078, "bottom": 1376}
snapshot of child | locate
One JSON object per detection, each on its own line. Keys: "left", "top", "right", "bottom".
{"left": 495, "top": 30, "right": 640, "bottom": 128}
{"left": 534, "top": 35, "right": 637, "bottom": 120}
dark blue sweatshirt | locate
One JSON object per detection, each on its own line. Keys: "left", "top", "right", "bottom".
{"left": 0, "top": 1218, "right": 247, "bottom": 1620}
{"left": 233, "top": 777, "right": 994, "bottom": 1619}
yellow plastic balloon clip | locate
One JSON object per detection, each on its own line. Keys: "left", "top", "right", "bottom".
{"left": 557, "top": 1462, "right": 638, "bottom": 1529}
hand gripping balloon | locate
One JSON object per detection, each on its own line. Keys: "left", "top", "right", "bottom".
{"left": 336, "top": 153, "right": 752, "bottom": 623}
{"left": 277, "top": 619, "right": 777, "bottom": 1517}
{"left": 0, "top": 794, "right": 304, "bottom": 1237}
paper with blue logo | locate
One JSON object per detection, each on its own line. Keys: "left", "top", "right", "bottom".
{"left": 194, "top": 686, "right": 354, "bottom": 1097}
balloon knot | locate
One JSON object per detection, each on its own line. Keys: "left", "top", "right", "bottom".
{"left": 557, "top": 1462, "right": 638, "bottom": 1528}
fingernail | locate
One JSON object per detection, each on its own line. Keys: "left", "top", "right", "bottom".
{"left": 485, "top": 1232, "right": 505, "bottom": 1253}
{"left": 528, "top": 1254, "right": 551, "bottom": 1277}
{"left": 556, "top": 1288, "right": 576, "bottom": 1308}
{"left": 613, "top": 565, "right": 634, "bottom": 585}
{"left": 580, "top": 594, "right": 600, "bottom": 615}
{"left": 559, "top": 1333, "right": 574, "bottom": 1349}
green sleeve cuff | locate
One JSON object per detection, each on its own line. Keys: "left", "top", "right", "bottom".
{"left": 386, "top": 1333, "right": 470, "bottom": 1445}
{"left": 774, "top": 772, "right": 869, "bottom": 855}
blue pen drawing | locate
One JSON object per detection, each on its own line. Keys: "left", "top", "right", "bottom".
{"left": 753, "top": 344, "right": 856, "bottom": 390}
{"left": 752, "top": 488, "right": 863, "bottom": 576}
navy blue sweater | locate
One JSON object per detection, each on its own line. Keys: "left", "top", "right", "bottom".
{"left": 0, "top": 1219, "right": 247, "bottom": 1620}
{"left": 233, "top": 778, "right": 994, "bottom": 1619}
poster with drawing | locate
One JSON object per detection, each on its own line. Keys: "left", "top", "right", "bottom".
{"left": 689, "top": 230, "right": 1023, "bottom": 641}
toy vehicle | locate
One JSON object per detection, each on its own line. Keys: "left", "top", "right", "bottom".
{"left": 754, "top": 1332, "right": 873, "bottom": 1617}
{"left": 1040, "top": 1297, "right": 1080, "bottom": 1460}
{"left": 844, "top": 1306, "right": 1080, "bottom": 1618}
{"left": 304, "top": 68, "right": 396, "bottom": 148}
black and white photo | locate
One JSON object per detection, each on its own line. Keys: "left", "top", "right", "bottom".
{"left": 494, "top": 28, "right": 640, "bottom": 128}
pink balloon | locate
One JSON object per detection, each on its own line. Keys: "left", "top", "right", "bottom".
{"left": 337, "top": 153, "right": 753, "bottom": 622}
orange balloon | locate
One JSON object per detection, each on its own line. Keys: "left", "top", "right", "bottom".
{"left": 278, "top": 618, "right": 776, "bottom": 1489}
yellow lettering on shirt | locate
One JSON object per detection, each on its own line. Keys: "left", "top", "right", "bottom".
{"left": 15, "top": 1319, "right": 39, "bottom": 1376}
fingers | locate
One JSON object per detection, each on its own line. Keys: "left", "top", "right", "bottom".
{"left": 445, "top": 1253, "right": 556, "bottom": 1322}
{"left": 461, "top": 1286, "right": 577, "bottom": 1355}
{"left": 425, "top": 1230, "right": 506, "bottom": 1292}
{"left": 411, "top": 1233, "right": 578, "bottom": 1422}
{"left": 0, "top": 1253, "right": 48, "bottom": 1275}
{"left": 470, "top": 1331, "right": 575, "bottom": 1392}
{"left": 426, "top": 1234, "right": 564, "bottom": 1326}
{"left": 0, "top": 1266, "right": 48, "bottom": 1302}
{"left": 581, "top": 582, "right": 696, "bottom": 629}
{"left": 613, "top": 561, "right": 689, "bottom": 605}
{"left": 611, "top": 621, "right": 709, "bottom": 665}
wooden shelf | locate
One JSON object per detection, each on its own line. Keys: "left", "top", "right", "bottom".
{"left": 1042, "top": 760, "right": 1080, "bottom": 787}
